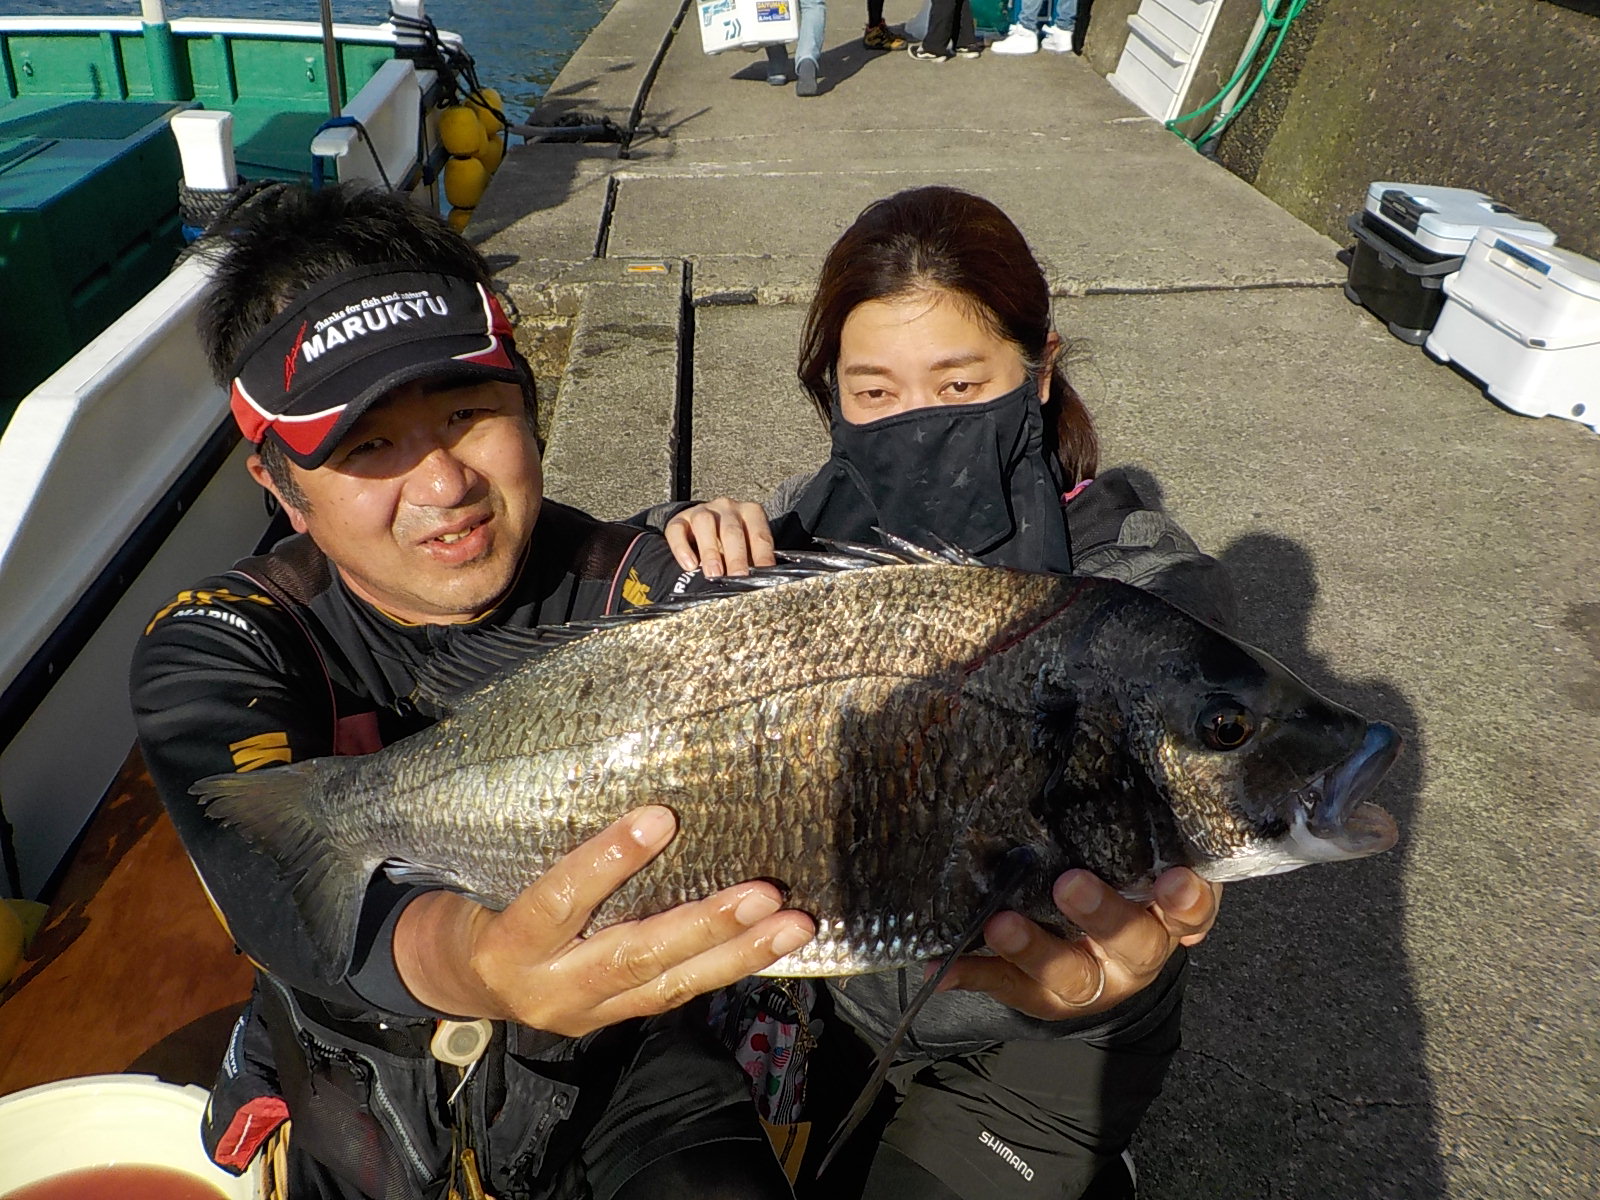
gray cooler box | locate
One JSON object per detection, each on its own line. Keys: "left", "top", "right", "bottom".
{"left": 1344, "top": 182, "right": 1556, "bottom": 344}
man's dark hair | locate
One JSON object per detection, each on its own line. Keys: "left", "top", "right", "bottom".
{"left": 191, "top": 183, "right": 537, "bottom": 505}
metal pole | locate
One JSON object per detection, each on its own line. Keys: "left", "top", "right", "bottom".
{"left": 319, "top": 0, "right": 342, "bottom": 117}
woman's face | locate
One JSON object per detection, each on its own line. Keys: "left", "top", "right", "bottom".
{"left": 835, "top": 290, "right": 1045, "bottom": 424}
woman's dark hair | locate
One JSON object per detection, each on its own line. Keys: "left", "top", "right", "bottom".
{"left": 189, "top": 183, "right": 537, "bottom": 506}
{"left": 798, "top": 186, "right": 1098, "bottom": 484}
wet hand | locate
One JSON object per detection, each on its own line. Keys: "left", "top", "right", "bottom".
{"left": 395, "top": 806, "right": 815, "bottom": 1035}
{"left": 663, "top": 497, "right": 775, "bottom": 578}
{"left": 933, "top": 867, "right": 1222, "bottom": 1020}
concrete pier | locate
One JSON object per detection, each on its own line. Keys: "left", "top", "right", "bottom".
{"left": 474, "top": 4, "right": 1600, "bottom": 1196}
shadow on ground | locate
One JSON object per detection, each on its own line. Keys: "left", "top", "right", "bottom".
{"left": 1122, "top": 472, "right": 1446, "bottom": 1198}
{"left": 727, "top": 37, "right": 907, "bottom": 95}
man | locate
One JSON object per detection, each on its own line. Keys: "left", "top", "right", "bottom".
{"left": 131, "top": 183, "right": 814, "bottom": 1200}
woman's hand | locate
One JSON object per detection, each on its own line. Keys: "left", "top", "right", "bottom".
{"left": 663, "top": 498, "right": 776, "bottom": 578}
{"left": 934, "top": 867, "right": 1222, "bottom": 1020}
{"left": 394, "top": 806, "right": 815, "bottom": 1035}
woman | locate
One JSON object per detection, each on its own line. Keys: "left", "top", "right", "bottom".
{"left": 664, "top": 187, "right": 1230, "bottom": 1200}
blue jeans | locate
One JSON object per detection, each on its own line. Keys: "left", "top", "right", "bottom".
{"left": 1012, "top": 0, "right": 1074, "bottom": 33}
{"left": 765, "top": 0, "right": 826, "bottom": 68}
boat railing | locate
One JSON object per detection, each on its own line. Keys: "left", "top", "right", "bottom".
{"left": 0, "top": 255, "right": 227, "bottom": 703}
{"left": 310, "top": 57, "right": 428, "bottom": 192}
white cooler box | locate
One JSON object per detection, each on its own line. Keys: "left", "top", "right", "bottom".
{"left": 1426, "top": 231, "right": 1600, "bottom": 434}
{"left": 697, "top": 0, "right": 798, "bottom": 53}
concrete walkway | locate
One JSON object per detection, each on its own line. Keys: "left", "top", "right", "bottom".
{"left": 473, "top": 4, "right": 1600, "bottom": 1196}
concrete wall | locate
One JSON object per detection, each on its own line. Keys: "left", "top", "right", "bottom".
{"left": 1082, "top": 0, "right": 1600, "bottom": 258}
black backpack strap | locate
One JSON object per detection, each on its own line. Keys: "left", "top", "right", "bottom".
{"left": 231, "top": 533, "right": 333, "bottom": 608}
{"left": 226, "top": 534, "right": 340, "bottom": 747}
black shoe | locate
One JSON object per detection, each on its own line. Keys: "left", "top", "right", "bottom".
{"left": 863, "top": 20, "right": 907, "bottom": 50}
{"left": 907, "top": 42, "right": 949, "bottom": 61}
{"left": 765, "top": 48, "right": 790, "bottom": 85}
{"left": 796, "top": 57, "right": 819, "bottom": 95}
{"left": 953, "top": 43, "right": 982, "bottom": 57}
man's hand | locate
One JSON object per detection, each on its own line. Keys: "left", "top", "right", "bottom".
{"left": 664, "top": 498, "right": 776, "bottom": 578}
{"left": 395, "top": 806, "right": 815, "bottom": 1034}
{"left": 933, "top": 867, "right": 1221, "bottom": 1020}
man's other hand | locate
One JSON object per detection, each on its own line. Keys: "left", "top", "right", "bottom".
{"left": 932, "top": 867, "right": 1222, "bottom": 1020}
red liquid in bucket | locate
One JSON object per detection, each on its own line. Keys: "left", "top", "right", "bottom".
{"left": 1, "top": 1163, "right": 231, "bottom": 1200}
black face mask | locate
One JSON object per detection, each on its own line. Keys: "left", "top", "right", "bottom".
{"left": 789, "top": 378, "right": 1073, "bottom": 573}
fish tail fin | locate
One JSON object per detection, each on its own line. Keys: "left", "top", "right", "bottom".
{"left": 191, "top": 763, "right": 370, "bottom": 974}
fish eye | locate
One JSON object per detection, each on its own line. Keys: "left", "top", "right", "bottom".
{"left": 1198, "top": 701, "right": 1255, "bottom": 751}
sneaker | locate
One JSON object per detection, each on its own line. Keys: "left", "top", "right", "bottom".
{"left": 906, "top": 42, "right": 949, "bottom": 61}
{"left": 863, "top": 20, "right": 906, "bottom": 50}
{"left": 765, "top": 51, "right": 790, "bottom": 85}
{"left": 1040, "top": 22, "right": 1075, "bottom": 52}
{"left": 990, "top": 23, "right": 1040, "bottom": 54}
{"left": 796, "top": 57, "right": 819, "bottom": 96}
{"left": 952, "top": 43, "right": 982, "bottom": 57}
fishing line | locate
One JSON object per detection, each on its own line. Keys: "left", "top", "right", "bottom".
{"left": 816, "top": 844, "right": 1043, "bottom": 1178}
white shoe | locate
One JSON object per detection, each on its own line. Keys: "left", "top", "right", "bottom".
{"left": 990, "top": 23, "right": 1040, "bottom": 54}
{"left": 1040, "top": 22, "right": 1074, "bottom": 52}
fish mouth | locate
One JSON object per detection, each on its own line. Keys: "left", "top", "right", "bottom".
{"left": 1293, "top": 721, "right": 1401, "bottom": 858}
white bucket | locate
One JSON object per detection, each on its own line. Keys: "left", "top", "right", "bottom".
{"left": 0, "top": 1075, "right": 263, "bottom": 1199}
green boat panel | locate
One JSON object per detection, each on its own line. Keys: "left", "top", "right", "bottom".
{"left": 0, "top": 99, "right": 189, "bottom": 406}
{"left": 0, "top": 136, "right": 51, "bottom": 175}
{"left": 3, "top": 30, "right": 137, "bottom": 100}
{"left": 188, "top": 36, "right": 389, "bottom": 108}
{"left": 230, "top": 104, "right": 335, "bottom": 179}
{"left": 4, "top": 28, "right": 390, "bottom": 107}
{"left": 0, "top": 97, "right": 178, "bottom": 142}
{"left": 0, "top": 24, "right": 407, "bottom": 409}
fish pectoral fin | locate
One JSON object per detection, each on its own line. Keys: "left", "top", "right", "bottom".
{"left": 381, "top": 858, "right": 472, "bottom": 893}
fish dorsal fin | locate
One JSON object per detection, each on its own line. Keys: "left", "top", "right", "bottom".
{"left": 857, "top": 529, "right": 986, "bottom": 567}
{"left": 407, "top": 543, "right": 948, "bottom": 715}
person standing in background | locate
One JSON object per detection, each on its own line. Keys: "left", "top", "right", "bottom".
{"left": 863, "top": 0, "right": 907, "bottom": 49}
{"left": 907, "top": 0, "right": 982, "bottom": 61}
{"left": 990, "top": 0, "right": 1076, "bottom": 54}
{"left": 766, "top": 0, "right": 829, "bottom": 95}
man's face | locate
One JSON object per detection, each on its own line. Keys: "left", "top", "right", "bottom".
{"left": 249, "top": 378, "right": 542, "bottom": 624}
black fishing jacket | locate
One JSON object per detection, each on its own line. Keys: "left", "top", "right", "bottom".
{"left": 129, "top": 501, "right": 701, "bottom": 1198}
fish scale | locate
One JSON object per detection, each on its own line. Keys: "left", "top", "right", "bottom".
{"left": 195, "top": 556, "right": 1401, "bottom": 977}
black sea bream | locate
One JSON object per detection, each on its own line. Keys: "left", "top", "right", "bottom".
{"left": 194, "top": 549, "right": 1400, "bottom": 975}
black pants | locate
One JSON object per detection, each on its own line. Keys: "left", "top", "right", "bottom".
{"left": 797, "top": 982, "right": 1184, "bottom": 1200}
{"left": 921, "top": 0, "right": 976, "bottom": 53}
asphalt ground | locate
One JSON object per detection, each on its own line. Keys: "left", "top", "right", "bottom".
{"left": 473, "top": 3, "right": 1600, "bottom": 1195}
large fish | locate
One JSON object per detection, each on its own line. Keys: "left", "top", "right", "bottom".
{"left": 194, "top": 546, "right": 1400, "bottom": 976}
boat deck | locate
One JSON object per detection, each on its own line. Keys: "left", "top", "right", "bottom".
{"left": 0, "top": 752, "right": 251, "bottom": 1097}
